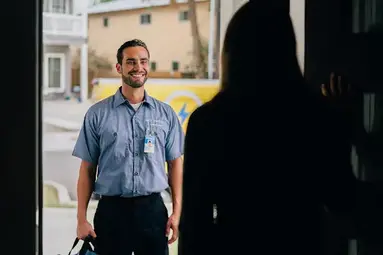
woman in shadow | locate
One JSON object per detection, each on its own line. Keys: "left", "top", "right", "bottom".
{"left": 178, "top": 2, "right": 383, "bottom": 255}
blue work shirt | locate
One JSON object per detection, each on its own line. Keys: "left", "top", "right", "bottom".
{"left": 72, "top": 87, "right": 184, "bottom": 197}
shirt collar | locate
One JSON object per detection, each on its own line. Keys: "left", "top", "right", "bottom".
{"left": 113, "top": 86, "right": 154, "bottom": 108}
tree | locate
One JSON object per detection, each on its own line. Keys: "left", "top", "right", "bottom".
{"left": 71, "top": 48, "right": 113, "bottom": 94}
{"left": 188, "top": 0, "right": 207, "bottom": 78}
{"left": 72, "top": 48, "right": 112, "bottom": 77}
{"left": 214, "top": 0, "right": 221, "bottom": 78}
{"left": 186, "top": 38, "right": 208, "bottom": 77}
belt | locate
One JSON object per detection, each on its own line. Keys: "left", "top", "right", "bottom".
{"left": 101, "top": 192, "right": 160, "bottom": 201}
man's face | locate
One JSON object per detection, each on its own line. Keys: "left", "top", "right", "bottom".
{"left": 116, "top": 46, "right": 149, "bottom": 88}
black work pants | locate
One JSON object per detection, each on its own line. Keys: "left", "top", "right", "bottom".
{"left": 93, "top": 193, "right": 169, "bottom": 255}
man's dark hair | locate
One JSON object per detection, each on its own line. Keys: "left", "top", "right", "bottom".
{"left": 116, "top": 39, "right": 150, "bottom": 64}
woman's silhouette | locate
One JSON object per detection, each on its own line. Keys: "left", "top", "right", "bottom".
{"left": 178, "top": 2, "right": 383, "bottom": 255}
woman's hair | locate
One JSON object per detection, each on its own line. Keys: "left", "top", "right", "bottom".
{"left": 219, "top": 2, "right": 301, "bottom": 93}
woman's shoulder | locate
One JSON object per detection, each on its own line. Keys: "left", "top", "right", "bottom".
{"left": 190, "top": 92, "right": 226, "bottom": 122}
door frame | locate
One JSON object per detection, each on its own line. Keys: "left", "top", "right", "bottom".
{"left": 43, "top": 52, "right": 66, "bottom": 94}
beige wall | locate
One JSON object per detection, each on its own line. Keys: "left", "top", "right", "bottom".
{"left": 88, "top": 2, "right": 210, "bottom": 75}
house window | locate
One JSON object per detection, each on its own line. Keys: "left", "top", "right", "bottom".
{"left": 103, "top": 17, "right": 109, "bottom": 27}
{"left": 51, "top": 0, "right": 66, "bottom": 13}
{"left": 140, "top": 14, "right": 151, "bottom": 25}
{"left": 150, "top": 61, "right": 157, "bottom": 71}
{"left": 172, "top": 61, "right": 179, "bottom": 72}
{"left": 179, "top": 10, "right": 189, "bottom": 21}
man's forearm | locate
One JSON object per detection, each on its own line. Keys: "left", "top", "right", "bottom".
{"left": 77, "top": 164, "right": 96, "bottom": 222}
{"left": 168, "top": 157, "right": 183, "bottom": 216}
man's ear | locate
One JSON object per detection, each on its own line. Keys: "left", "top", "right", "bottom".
{"left": 116, "top": 63, "right": 122, "bottom": 74}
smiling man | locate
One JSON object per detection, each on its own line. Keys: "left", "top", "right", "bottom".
{"left": 73, "top": 39, "right": 184, "bottom": 255}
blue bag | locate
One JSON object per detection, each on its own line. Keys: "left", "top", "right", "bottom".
{"left": 68, "top": 237, "right": 97, "bottom": 255}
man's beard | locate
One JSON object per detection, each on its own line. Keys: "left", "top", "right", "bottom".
{"left": 122, "top": 73, "right": 147, "bottom": 88}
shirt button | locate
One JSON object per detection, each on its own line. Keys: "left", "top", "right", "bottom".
{"left": 134, "top": 172, "right": 138, "bottom": 176}
{"left": 135, "top": 153, "right": 138, "bottom": 156}
{"left": 134, "top": 134, "right": 138, "bottom": 138}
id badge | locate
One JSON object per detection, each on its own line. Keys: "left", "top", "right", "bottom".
{"left": 144, "top": 135, "right": 155, "bottom": 153}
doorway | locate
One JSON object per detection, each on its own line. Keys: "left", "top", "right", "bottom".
{"left": 43, "top": 53, "right": 66, "bottom": 94}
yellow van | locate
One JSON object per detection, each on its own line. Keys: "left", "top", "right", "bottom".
{"left": 91, "top": 78, "right": 220, "bottom": 133}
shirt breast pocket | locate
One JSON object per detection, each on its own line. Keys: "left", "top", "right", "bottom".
{"left": 100, "top": 127, "right": 127, "bottom": 160}
{"left": 152, "top": 123, "right": 169, "bottom": 148}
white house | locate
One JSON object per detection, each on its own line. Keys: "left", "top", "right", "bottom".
{"left": 43, "top": 0, "right": 89, "bottom": 101}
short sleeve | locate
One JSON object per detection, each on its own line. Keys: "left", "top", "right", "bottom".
{"left": 72, "top": 109, "right": 100, "bottom": 165}
{"left": 165, "top": 108, "right": 185, "bottom": 161}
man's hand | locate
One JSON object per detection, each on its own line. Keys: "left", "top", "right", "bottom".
{"left": 77, "top": 220, "right": 97, "bottom": 240}
{"left": 166, "top": 213, "right": 180, "bottom": 244}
